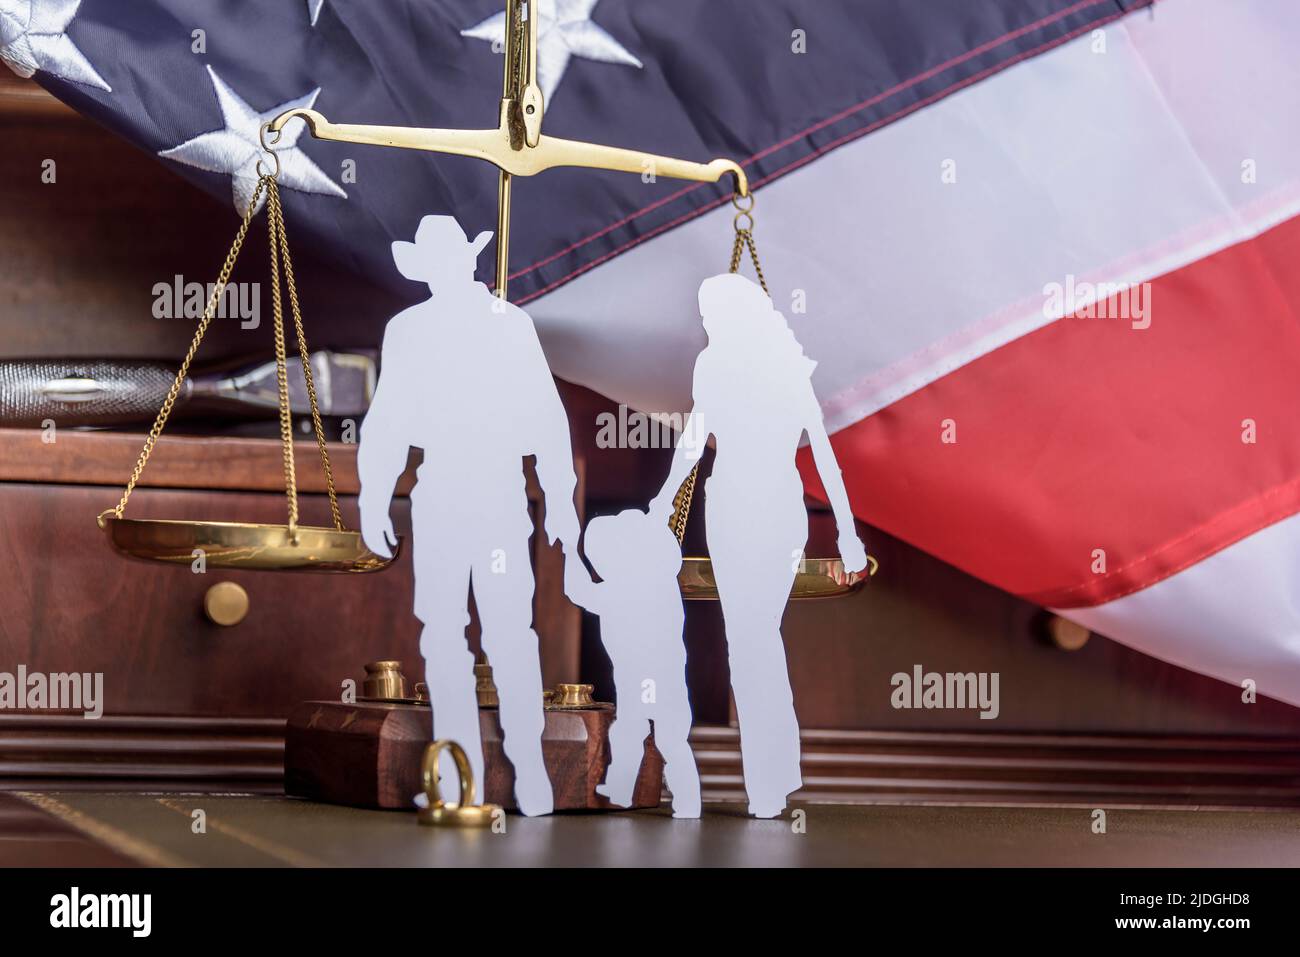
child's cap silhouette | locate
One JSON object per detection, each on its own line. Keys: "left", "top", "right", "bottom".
{"left": 392, "top": 215, "right": 493, "bottom": 283}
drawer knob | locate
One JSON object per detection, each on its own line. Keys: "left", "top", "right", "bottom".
{"left": 1046, "top": 614, "right": 1090, "bottom": 651}
{"left": 204, "top": 582, "right": 250, "bottom": 626}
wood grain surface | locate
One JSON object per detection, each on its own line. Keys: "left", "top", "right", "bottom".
{"left": 10, "top": 791, "right": 1300, "bottom": 867}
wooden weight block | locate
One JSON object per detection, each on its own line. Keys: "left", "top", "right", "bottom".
{"left": 284, "top": 698, "right": 664, "bottom": 811}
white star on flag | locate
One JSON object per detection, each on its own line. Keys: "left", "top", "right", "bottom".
{"left": 158, "top": 65, "right": 346, "bottom": 216}
{"left": 461, "top": 0, "right": 642, "bottom": 104}
{"left": 308, "top": 0, "right": 324, "bottom": 27}
{"left": 0, "top": 0, "right": 110, "bottom": 90}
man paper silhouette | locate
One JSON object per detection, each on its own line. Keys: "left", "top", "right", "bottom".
{"left": 358, "top": 215, "right": 580, "bottom": 816}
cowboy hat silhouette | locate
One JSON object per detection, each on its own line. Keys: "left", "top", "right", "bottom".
{"left": 392, "top": 215, "right": 493, "bottom": 288}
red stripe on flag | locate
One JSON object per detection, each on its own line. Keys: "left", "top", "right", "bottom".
{"left": 799, "top": 214, "right": 1300, "bottom": 608}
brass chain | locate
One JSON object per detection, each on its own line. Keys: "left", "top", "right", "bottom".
{"left": 104, "top": 176, "right": 270, "bottom": 522}
{"left": 264, "top": 178, "right": 300, "bottom": 536}
{"left": 668, "top": 462, "right": 699, "bottom": 545}
{"left": 667, "top": 192, "right": 766, "bottom": 543}
{"left": 104, "top": 171, "right": 346, "bottom": 536}
{"left": 728, "top": 194, "right": 768, "bottom": 295}
{"left": 267, "top": 179, "right": 344, "bottom": 531}
{"left": 727, "top": 230, "right": 768, "bottom": 294}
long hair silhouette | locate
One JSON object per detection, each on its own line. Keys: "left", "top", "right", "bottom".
{"left": 651, "top": 271, "right": 866, "bottom": 818}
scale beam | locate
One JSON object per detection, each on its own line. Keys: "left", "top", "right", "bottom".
{"left": 263, "top": 0, "right": 747, "bottom": 300}
{"left": 264, "top": 107, "right": 748, "bottom": 195}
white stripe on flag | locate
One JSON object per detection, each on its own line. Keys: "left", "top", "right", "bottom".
{"left": 1059, "top": 511, "right": 1300, "bottom": 708}
{"left": 530, "top": 0, "right": 1300, "bottom": 696}
{"left": 531, "top": 0, "right": 1300, "bottom": 434}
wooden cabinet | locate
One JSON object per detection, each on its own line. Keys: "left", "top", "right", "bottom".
{"left": 3, "top": 74, "right": 1297, "bottom": 808}
{"left": 0, "top": 428, "right": 581, "bottom": 718}
{"left": 0, "top": 482, "right": 419, "bottom": 716}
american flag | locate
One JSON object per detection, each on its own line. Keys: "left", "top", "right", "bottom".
{"left": 11, "top": 0, "right": 1300, "bottom": 705}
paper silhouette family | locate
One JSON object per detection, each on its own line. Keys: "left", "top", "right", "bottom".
{"left": 358, "top": 215, "right": 867, "bottom": 818}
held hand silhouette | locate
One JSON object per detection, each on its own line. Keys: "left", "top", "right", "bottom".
{"left": 361, "top": 509, "right": 398, "bottom": 559}
{"left": 545, "top": 507, "right": 581, "bottom": 549}
{"left": 837, "top": 530, "right": 869, "bottom": 575}
{"left": 646, "top": 489, "right": 676, "bottom": 528}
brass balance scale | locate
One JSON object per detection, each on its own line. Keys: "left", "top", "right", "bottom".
{"left": 98, "top": 0, "right": 878, "bottom": 599}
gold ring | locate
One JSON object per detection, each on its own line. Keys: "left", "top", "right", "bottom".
{"left": 417, "top": 740, "right": 501, "bottom": 827}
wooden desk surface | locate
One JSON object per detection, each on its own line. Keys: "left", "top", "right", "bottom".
{"left": 9, "top": 793, "right": 1300, "bottom": 868}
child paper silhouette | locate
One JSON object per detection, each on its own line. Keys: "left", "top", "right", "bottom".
{"left": 565, "top": 509, "right": 701, "bottom": 818}
{"left": 649, "top": 272, "right": 868, "bottom": 818}
{"left": 358, "top": 215, "right": 580, "bottom": 817}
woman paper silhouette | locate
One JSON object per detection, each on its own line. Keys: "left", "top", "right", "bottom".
{"left": 649, "top": 273, "right": 868, "bottom": 818}
{"left": 565, "top": 509, "right": 701, "bottom": 818}
{"left": 358, "top": 215, "right": 581, "bottom": 817}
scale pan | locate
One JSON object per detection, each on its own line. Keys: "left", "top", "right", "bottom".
{"left": 678, "top": 555, "right": 877, "bottom": 601}
{"left": 99, "top": 517, "right": 396, "bottom": 573}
